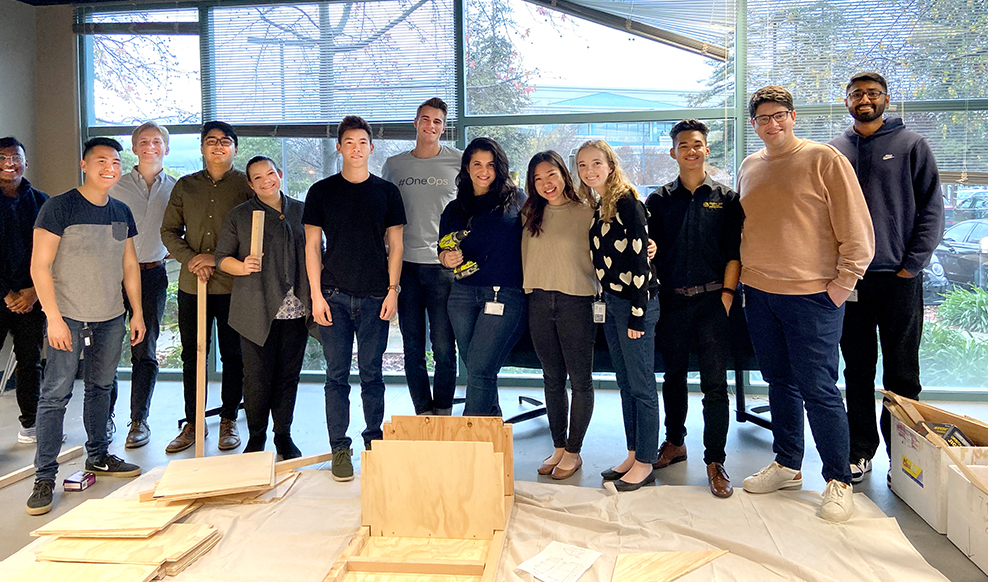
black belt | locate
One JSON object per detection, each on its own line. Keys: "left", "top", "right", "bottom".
{"left": 671, "top": 282, "right": 723, "bottom": 297}
{"left": 139, "top": 260, "right": 164, "bottom": 270}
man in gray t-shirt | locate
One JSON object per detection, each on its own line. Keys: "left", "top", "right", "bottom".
{"left": 381, "top": 98, "right": 460, "bottom": 415}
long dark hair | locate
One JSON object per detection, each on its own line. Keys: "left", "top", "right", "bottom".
{"left": 455, "top": 137, "right": 520, "bottom": 215}
{"left": 522, "top": 151, "right": 583, "bottom": 236}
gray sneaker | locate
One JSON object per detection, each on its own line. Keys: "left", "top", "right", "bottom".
{"left": 332, "top": 448, "right": 354, "bottom": 482}
{"left": 17, "top": 426, "right": 37, "bottom": 444}
{"left": 26, "top": 479, "right": 55, "bottom": 516}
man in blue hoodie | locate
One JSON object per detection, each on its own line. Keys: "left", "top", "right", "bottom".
{"left": 829, "top": 72, "right": 943, "bottom": 485}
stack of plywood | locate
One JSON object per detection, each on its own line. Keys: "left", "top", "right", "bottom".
{"left": 325, "top": 416, "right": 514, "bottom": 582}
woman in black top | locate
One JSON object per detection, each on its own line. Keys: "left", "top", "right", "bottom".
{"left": 438, "top": 137, "right": 527, "bottom": 416}
{"left": 577, "top": 139, "right": 660, "bottom": 491}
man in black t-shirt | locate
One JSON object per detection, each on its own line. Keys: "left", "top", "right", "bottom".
{"left": 303, "top": 116, "right": 406, "bottom": 482}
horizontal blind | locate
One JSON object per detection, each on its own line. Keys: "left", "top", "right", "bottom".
{"left": 575, "top": 0, "right": 735, "bottom": 47}
{"left": 205, "top": 0, "right": 456, "bottom": 124}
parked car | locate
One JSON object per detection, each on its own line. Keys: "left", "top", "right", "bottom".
{"left": 936, "top": 219, "right": 988, "bottom": 288}
{"left": 949, "top": 187, "right": 988, "bottom": 223}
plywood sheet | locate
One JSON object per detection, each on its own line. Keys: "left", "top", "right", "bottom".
{"left": 35, "top": 523, "right": 216, "bottom": 565}
{"left": 31, "top": 498, "right": 195, "bottom": 538}
{"left": 360, "top": 537, "right": 490, "bottom": 561}
{"left": 7, "top": 561, "right": 159, "bottom": 582}
{"left": 160, "top": 530, "right": 222, "bottom": 576}
{"left": 153, "top": 450, "right": 275, "bottom": 501}
{"left": 612, "top": 550, "right": 728, "bottom": 582}
{"left": 343, "top": 574, "right": 479, "bottom": 582}
{"left": 361, "top": 441, "right": 503, "bottom": 540}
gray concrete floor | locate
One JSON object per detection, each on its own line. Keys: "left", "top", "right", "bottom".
{"left": 1, "top": 379, "right": 987, "bottom": 581}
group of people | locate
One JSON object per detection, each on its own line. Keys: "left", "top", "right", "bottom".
{"left": 2, "top": 70, "right": 941, "bottom": 523}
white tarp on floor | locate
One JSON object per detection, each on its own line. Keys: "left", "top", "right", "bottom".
{"left": 0, "top": 468, "right": 949, "bottom": 582}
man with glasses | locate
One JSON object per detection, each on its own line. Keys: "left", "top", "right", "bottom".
{"left": 829, "top": 72, "right": 943, "bottom": 485}
{"left": 107, "top": 121, "right": 177, "bottom": 449}
{"left": 737, "top": 86, "right": 874, "bottom": 522}
{"left": 161, "top": 121, "right": 251, "bottom": 454}
{"left": 0, "top": 137, "right": 48, "bottom": 445}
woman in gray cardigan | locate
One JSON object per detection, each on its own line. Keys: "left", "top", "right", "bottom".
{"left": 216, "top": 155, "right": 311, "bottom": 460}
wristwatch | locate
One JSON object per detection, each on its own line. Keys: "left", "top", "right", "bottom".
{"left": 388, "top": 284, "right": 401, "bottom": 295}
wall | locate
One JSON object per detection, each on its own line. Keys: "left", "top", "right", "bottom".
{"left": 0, "top": 0, "right": 37, "bottom": 158}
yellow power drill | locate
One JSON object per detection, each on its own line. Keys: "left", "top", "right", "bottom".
{"left": 439, "top": 230, "right": 479, "bottom": 280}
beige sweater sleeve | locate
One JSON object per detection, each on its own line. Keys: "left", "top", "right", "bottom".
{"left": 823, "top": 151, "right": 875, "bottom": 290}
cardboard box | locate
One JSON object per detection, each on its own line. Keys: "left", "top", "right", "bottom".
{"left": 890, "top": 414, "right": 988, "bottom": 534}
{"left": 946, "top": 465, "right": 988, "bottom": 576}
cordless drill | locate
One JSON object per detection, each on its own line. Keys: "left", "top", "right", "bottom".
{"left": 439, "top": 230, "right": 479, "bottom": 280}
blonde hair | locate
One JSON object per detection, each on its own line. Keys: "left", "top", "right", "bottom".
{"left": 131, "top": 121, "right": 170, "bottom": 148}
{"left": 575, "top": 140, "right": 637, "bottom": 223}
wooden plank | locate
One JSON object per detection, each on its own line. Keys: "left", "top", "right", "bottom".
{"left": 0, "top": 445, "right": 84, "bottom": 490}
{"left": 346, "top": 557, "right": 485, "bottom": 576}
{"left": 275, "top": 451, "right": 335, "bottom": 473}
{"left": 911, "top": 399, "right": 988, "bottom": 446}
{"left": 31, "top": 498, "right": 195, "bottom": 538}
{"left": 360, "top": 537, "right": 489, "bottom": 561}
{"left": 501, "top": 424, "right": 514, "bottom": 491}
{"left": 343, "top": 574, "right": 479, "bottom": 582}
{"left": 195, "top": 276, "right": 207, "bottom": 458}
{"left": 611, "top": 550, "right": 729, "bottom": 582}
{"left": 480, "top": 530, "right": 505, "bottom": 582}
{"left": 361, "top": 441, "right": 503, "bottom": 540}
{"left": 160, "top": 530, "right": 222, "bottom": 576}
{"left": 919, "top": 422, "right": 988, "bottom": 496}
{"left": 35, "top": 523, "right": 216, "bottom": 565}
{"left": 324, "top": 526, "right": 371, "bottom": 582}
{"left": 250, "top": 210, "right": 265, "bottom": 263}
{"left": 153, "top": 450, "right": 275, "bottom": 501}
{"left": 205, "top": 471, "right": 300, "bottom": 505}
{"left": 7, "top": 562, "right": 159, "bottom": 582}
{"left": 880, "top": 391, "right": 925, "bottom": 427}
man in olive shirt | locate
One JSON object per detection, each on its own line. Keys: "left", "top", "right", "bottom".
{"left": 160, "top": 121, "right": 251, "bottom": 453}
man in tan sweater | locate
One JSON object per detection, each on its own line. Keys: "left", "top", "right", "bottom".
{"left": 737, "top": 86, "right": 874, "bottom": 523}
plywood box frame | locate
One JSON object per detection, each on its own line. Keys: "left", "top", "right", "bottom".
{"left": 325, "top": 416, "right": 513, "bottom": 582}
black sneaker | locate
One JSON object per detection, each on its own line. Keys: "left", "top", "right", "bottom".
{"left": 26, "top": 479, "right": 55, "bottom": 516}
{"left": 86, "top": 453, "right": 142, "bottom": 478}
{"left": 332, "top": 448, "right": 354, "bottom": 482}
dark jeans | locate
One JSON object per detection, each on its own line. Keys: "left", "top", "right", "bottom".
{"left": 177, "top": 291, "right": 243, "bottom": 423}
{"left": 111, "top": 264, "right": 168, "bottom": 423}
{"left": 841, "top": 271, "right": 923, "bottom": 461}
{"left": 319, "top": 289, "right": 390, "bottom": 451}
{"left": 241, "top": 317, "right": 307, "bottom": 441}
{"left": 35, "top": 314, "right": 125, "bottom": 481}
{"left": 743, "top": 287, "right": 851, "bottom": 484}
{"left": 602, "top": 293, "right": 660, "bottom": 465}
{"left": 528, "top": 290, "right": 595, "bottom": 454}
{"left": 658, "top": 291, "right": 730, "bottom": 465}
{"left": 397, "top": 262, "right": 457, "bottom": 414}
{"left": 447, "top": 284, "right": 526, "bottom": 417}
{"left": 0, "top": 301, "right": 44, "bottom": 429}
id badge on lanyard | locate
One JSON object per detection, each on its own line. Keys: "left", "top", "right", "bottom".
{"left": 485, "top": 286, "right": 505, "bottom": 316}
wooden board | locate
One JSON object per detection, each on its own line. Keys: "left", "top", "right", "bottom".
{"left": 159, "top": 530, "right": 222, "bottom": 576}
{"left": 205, "top": 471, "right": 299, "bottom": 505}
{"left": 919, "top": 422, "right": 988, "bottom": 496}
{"left": 911, "top": 398, "right": 988, "bottom": 446}
{"left": 324, "top": 527, "right": 371, "bottom": 582}
{"left": 276, "top": 451, "right": 335, "bottom": 473}
{"left": 361, "top": 441, "right": 503, "bottom": 540}
{"left": 343, "top": 574, "right": 479, "bottom": 582}
{"left": 195, "top": 277, "right": 206, "bottom": 458}
{"left": 31, "top": 498, "right": 195, "bottom": 538}
{"left": 7, "top": 561, "right": 159, "bottom": 582}
{"left": 0, "top": 445, "right": 84, "bottom": 490}
{"left": 35, "top": 523, "right": 216, "bottom": 565}
{"left": 360, "top": 536, "right": 490, "bottom": 561}
{"left": 612, "top": 550, "right": 728, "bottom": 582}
{"left": 153, "top": 450, "right": 275, "bottom": 501}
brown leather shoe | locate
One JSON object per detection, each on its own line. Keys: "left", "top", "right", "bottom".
{"left": 707, "top": 462, "right": 734, "bottom": 498}
{"left": 218, "top": 418, "right": 241, "bottom": 451}
{"left": 537, "top": 455, "right": 560, "bottom": 476}
{"left": 165, "top": 423, "right": 203, "bottom": 454}
{"left": 551, "top": 457, "right": 583, "bottom": 480}
{"left": 653, "top": 441, "right": 687, "bottom": 469}
{"left": 125, "top": 420, "right": 151, "bottom": 449}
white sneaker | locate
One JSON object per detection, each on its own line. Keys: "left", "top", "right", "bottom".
{"left": 742, "top": 461, "right": 802, "bottom": 494}
{"left": 820, "top": 479, "right": 854, "bottom": 522}
{"left": 17, "top": 426, "right": 37, "bottom": 444}
{"left": 850, "top": 458, "right": 872, "bottom": 483}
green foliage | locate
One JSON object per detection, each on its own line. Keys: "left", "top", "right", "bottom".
{"left": 919, "top": 322, "right": 988, "bottom": 388}
{"left": 936, "top": 286, "right": 988, "bottom": 333}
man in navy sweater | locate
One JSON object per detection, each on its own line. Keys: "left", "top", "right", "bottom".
{"left": 829, "top": 72, "right": 943, "bottom": 485}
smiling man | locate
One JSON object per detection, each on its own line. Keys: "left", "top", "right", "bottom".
{"left": 381, "top": 98, "right": 460, "bottom": 416}
{"left": 107, "top": 121, "right": 176, "bottom": 449}
{"left": 303, "top": 115, "right": 405, "bottom": 482}
{"left": 827, "top": 73, "right": 943, "bottom": 486}
{"left": 28, "top": 137, "right": 146, "bottom": 516}
{"left": 161, "top": 121, "right": 252, "bottom": 454}
{"left": 645, "top": 119, "right": 742, "bottom": 498}
{"left": 736, "top": 86, "right": 874, "bottom": 522}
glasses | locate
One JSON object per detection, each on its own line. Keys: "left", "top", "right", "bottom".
{"left": 752, "top": 111, "right": 793, "bottom": 126}
{"left": 847, "top": 89, "right": 886, "bottom": 102}
{"left": 0, "top": 154, "right": 24, "bottom": 164}
{"left": 203, "top": 137, "right": 234, "bottom": 148}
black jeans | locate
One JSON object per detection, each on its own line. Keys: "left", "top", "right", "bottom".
{"left": 841, "top": 271, "right": 923, "bottom": 461}
{"left": 658, "top": 291, "right": 730, "bottom": 465}
{"left": 0, "top": 301, "right": 44, "bottom": 428}
{"left": 397, "top": 262, "right": 457, "bottom": 414}
{"left": 111, "top": 264, "right": 168, "bottom": 423}
{"left": 177, "top": 291, "right": 243, "bottom": 423}
{"left": 527, "top": 290, "right": 595, "bottom": 454}
{"left": 241, "top": 317, "right": 307, "bottom": 441}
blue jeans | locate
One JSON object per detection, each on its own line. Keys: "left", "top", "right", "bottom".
{"left": 35, "top": 314, "right": 126, "bottom": 481}
{"left": 602, "top": 293, "right": 660, "bottom": 464}
{"left": 397, "top": 262, "right": 457, "bottom": 414}
{"left": 743, "top": 287, "right": 851, "bottom": 484}
{"left": 319, "top": 289, "right": 390, "bottom": 451}
{"left": 447, "top": 284, "right": 526, "bottom": 416}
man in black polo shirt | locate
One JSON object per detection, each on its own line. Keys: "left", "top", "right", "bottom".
{"left": 646, "top": 119, "right": 742, "bottom": 498}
